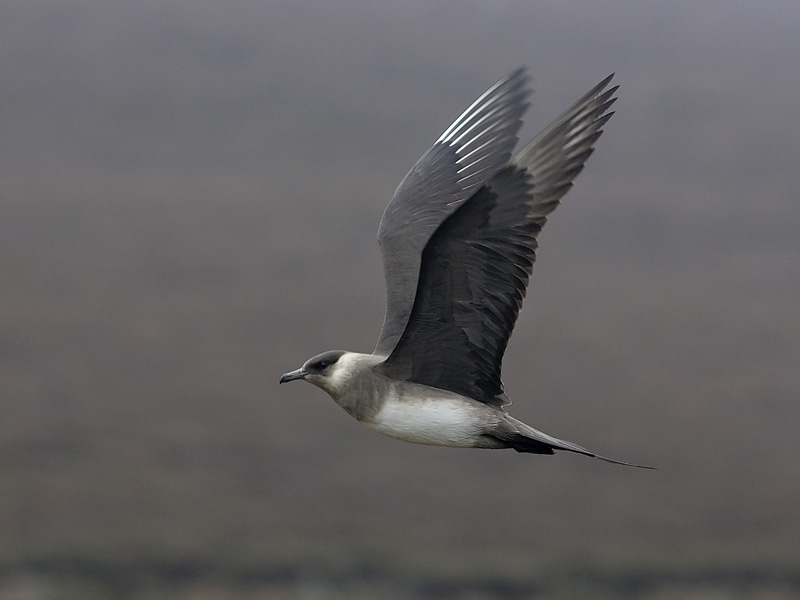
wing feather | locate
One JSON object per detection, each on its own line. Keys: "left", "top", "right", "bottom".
{"left": 374, "top": 69, "right": 531, "bottom": 356}
{"left": 378, "top": 75, "right": 618, "bottom": 406}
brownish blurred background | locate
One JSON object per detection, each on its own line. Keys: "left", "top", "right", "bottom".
{"left": 2, "top": 1, "right": 799, "bottom": 598}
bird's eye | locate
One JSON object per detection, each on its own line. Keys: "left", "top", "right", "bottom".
{"left": 316, "top": 361, "right": 329, "bottom": 370}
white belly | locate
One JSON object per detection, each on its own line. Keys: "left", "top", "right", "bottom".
{"left": 366, "top": 397, "right": 488, "bottom": 447}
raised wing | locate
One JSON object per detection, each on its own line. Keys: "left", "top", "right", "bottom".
{"left": 378, "top": 75, "right": 618, "bottom": 406}
{"left": 374, "top": 69, "right": 530, "bottom": 356}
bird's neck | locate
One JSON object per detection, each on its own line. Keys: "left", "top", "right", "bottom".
{"left": 321, "top": 352, "right": 387, "bottom": 422}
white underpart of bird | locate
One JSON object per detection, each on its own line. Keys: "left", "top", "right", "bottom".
{"left": 280, "top": 68, "right": 652, "bottom": 468}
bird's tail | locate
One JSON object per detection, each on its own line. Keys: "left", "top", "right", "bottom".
{"left": 499, "top": 415, "right": 654, "bottom": 469}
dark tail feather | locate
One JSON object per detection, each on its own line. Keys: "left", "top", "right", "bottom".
{"left": 504, "top": 433, "right": 556, "bottom": 455}
{"left": 501, "top": 417, "right": 656, "bottom": 469}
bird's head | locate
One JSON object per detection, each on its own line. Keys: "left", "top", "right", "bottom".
{"left": 279, "top": 350, "right": 351, "bottom": 396}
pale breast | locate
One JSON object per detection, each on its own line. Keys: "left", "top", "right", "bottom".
{"left": 366, "top": 396, "right": 490, "bottom": 447}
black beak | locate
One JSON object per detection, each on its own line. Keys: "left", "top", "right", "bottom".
{"left": 279, "top": 368, "right": 307, "bottom": 384}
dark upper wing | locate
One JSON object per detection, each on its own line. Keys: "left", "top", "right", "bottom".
{"left": 374, "top": 68, "right": 530, "bottom": 356}
{"left": 378, "top": 75, "right": 618, "bottom": 406}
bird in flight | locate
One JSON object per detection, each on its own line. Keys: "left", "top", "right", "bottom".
{"left": 281, "top": 68, "right": 649, "bottom": 467}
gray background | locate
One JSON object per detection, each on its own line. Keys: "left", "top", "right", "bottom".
{"left": 2, "top": 1, "right": 799, "bottom": 598}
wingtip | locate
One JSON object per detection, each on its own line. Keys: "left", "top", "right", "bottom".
{"left": 506, "top": 66, "right": 532, "bottom": 94}
{"left": 499, "top": 66, "right": 532, "bottom": 96}
{"left": 496, "top": 65, "right": 530, "bottom": 88}
{"left": 589, "top": 74, "right": 618, "bottom": 100}
{"left": 508, "top": 65, "right": 529, "bottom": 79}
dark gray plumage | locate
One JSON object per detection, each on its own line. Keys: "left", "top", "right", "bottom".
{"left": 280, "top": 69, "right": 650, "bottom": 468}
{"left": 375, "top": 68, "right": 530, "bottom": 356}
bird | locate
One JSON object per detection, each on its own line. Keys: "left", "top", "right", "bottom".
{"left": 280, "top": 67, "right": 650, "bottom": 468}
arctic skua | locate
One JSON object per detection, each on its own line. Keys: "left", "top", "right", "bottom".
{"left": 281, "top": 68, "right": 650, "bottom": 468}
